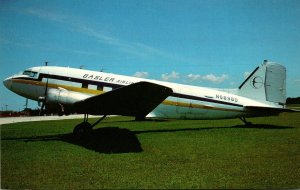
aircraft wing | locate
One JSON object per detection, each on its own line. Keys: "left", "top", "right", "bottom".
{"left": 244, "top": 106, "right": 299, "bottom": 116}
{"left": 74, "top": 81, "right": 173, "bottom": 117}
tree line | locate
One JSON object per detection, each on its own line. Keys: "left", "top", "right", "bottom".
{"left": 286, "top": 97, "right": 300, "bottom": 104}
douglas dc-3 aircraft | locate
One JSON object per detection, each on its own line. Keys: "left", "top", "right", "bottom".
{"left": 3, "top": 60, "right": 295, "bottom": 137}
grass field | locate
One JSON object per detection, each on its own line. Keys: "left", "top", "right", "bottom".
{"left": 1, "top": 113, "right": 300, "bottom": 189}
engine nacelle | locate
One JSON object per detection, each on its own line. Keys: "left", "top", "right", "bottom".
{"left": 46, "top": 87, "right": 91, "bottom": 105}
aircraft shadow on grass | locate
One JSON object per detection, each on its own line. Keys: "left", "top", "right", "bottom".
{"left": 134, "top": 124, "right": 294, "bottom": 134}
{"left": 63, "top": 127, "right": 143, "bottom": 154}
{"left": 3, "top": 127, "right": 143, "bottom": 154}
{"left": 3, "top": 124, "right": 293, "bottom": 154}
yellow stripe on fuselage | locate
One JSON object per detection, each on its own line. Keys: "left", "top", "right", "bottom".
{"left": 13, "top": 78, "right": 243, "bottom": 113}
{"left": 162, "top": 100, "right": 243, "bottom": 112}
{"left": 12, "top": 79, "right": 103, "bottom": 95}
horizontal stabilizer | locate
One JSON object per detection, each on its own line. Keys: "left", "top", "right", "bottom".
{"left": 245, "top": 106, "right": 298, "bottom": 116}
{"left": 74, "top": 81, "right": 173, "bottom": 117}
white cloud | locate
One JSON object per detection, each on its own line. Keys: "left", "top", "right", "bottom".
{"left": 74, "top": 25, "right": 170, "bottom": 58}
{"left": 294, "top": 79, "right": 300, "bottom": 86}
{"left": 25, "top": 8, "right": 68, "bottom": 23}
{"left": 24, "top": 8, "right": 168, "bottom": 58}
{"left": 202, "top": 74, "right": 228, "bottom": 83}
{"left": 294, "top": 79, "right": 300, "bottom": 83}
{"left": 133, "top": 72, "right": 149, "bottom": 78}
{"left": 187, "top": 74, "right": 201, "bottom": 81}
{"left": 161, "top": 71, "right": 180, "bottom": 81}
{"left": 0, "top": 38, "right": 34, "bottom": 48}
{"left": 186, "top": 73, "right": 228, "bottom": 83}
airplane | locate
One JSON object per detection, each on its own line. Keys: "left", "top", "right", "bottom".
{"left": 3, "top": 60, "right": 296, "bottom": 137}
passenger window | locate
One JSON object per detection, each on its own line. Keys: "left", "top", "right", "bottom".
{"left": 88, "top": 84, "right": 97, "bottom": 90}
{"left": 103, "top": 86, "right": 112, "bottom": 92}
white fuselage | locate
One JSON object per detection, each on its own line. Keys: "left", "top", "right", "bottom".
{"left": 3, "top": 66, "right": 276, "bottom": 119}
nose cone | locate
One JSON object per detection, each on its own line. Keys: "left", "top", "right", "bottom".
{"left": 3, "top": 77, "right": 12, "bottom": 90}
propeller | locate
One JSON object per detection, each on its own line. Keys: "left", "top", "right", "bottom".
{"left": 39, "top": 77, "right": 49, "bottom": 116}
{"left": 24, "top": 98, "right": 28, "bottom": 109}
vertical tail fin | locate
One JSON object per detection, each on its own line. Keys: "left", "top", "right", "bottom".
{"left": 238, "top": 60, "right": 286, "bottom": 105}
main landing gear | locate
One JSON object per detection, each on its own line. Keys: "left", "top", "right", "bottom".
{"left": 239, "top": 117, "right": 252, "bottom": 126}
{"left": 73, "top": 114, "right": 107, "bottom": 138}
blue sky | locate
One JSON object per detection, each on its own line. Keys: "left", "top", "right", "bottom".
{"left": 1, "top": 0, "right": 300, "bottom": 111}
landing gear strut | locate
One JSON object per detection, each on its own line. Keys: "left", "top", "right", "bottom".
{"left": 73, "top": 114, "right": 107, "bottom": 138}
{"left": 239, "top": 117, "right": 252, "bottom": 126}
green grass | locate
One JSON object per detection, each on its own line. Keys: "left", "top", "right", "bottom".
{"left": 1, "top": 113, "right": 300, "bottom": 189}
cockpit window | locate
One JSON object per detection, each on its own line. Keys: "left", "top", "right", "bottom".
{"left": 23, "top": 70, "right": 37, "bottom": 78}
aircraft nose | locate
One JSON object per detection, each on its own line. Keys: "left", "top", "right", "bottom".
{"left": 3, "top": 77, "right": 13, "bottom": 90}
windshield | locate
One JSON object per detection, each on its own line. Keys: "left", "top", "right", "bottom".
{"left": 23, "top": 70, "right": 38, "bottom": 78}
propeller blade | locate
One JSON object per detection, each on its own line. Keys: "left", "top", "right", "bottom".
{"left": 39, "top": 78, "right": 49, "bottom": 115}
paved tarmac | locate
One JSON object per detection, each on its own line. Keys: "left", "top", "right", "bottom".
{"left": 0, "top": 115, "right": 99, "bottom": 125}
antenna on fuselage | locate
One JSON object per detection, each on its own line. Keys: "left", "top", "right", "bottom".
{"left": 45, "top": 61, "right": 48, "bottom": 66}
